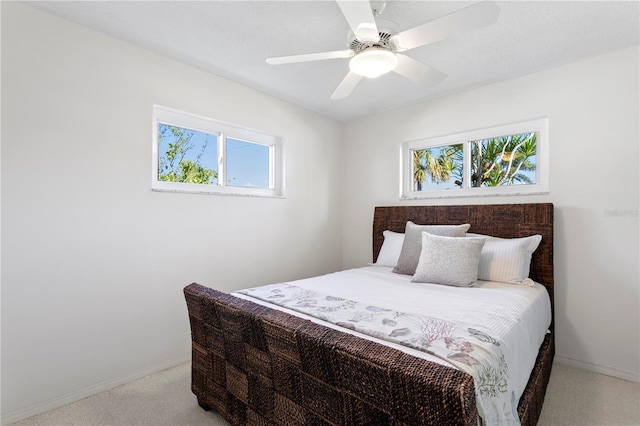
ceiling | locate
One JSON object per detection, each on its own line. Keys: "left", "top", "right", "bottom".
{"left": 26, "top": 1, "right": 640, "bottom": 122}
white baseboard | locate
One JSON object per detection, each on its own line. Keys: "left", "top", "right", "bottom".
{"left": 555, "top": 355, "right": 640, "bottom": 383}
{"left": 1, "top": 352, "right": 191, "bottom": 426}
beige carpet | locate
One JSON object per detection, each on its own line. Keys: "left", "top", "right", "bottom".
{"left": 12, "top": 362, "right": 640, "bottom": 426}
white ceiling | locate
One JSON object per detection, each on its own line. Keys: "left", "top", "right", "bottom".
{"left": 26, "top": 1, "right": 639, "bottom": 122}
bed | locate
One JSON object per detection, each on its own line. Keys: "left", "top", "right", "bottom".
{"left": 184, "top": 203, "right": 554, "bottom": 425}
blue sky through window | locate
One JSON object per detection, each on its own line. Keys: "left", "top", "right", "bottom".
{"left": 227, "top": 138, "right": 269, "bottom": 189}
{"left": 158, "top": 124, "right": 269, "bottom": 188}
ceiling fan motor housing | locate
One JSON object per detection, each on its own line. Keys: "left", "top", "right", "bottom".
{"left": 349, "top": 18, "right": 400, "bottom": 53}
{"left": 350, "top": 31, "right": 394, "bottom": 53}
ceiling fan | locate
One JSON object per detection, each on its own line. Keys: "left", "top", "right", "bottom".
{"left": 266, "top": 1, "right": 500, "bottom": 99}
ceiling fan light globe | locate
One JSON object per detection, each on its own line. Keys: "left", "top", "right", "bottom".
{"left": 349, "top": 48, "right": 397, "bottom": 78}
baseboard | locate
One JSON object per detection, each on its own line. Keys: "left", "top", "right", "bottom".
{"left": 1, "top": 352, "right": 191, "bottom": 425}
{"left": 555, "top": 355, "right": 640, "bottom": 383}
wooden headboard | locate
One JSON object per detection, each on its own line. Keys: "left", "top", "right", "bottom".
{"left": 373, "top": 203, "right": 554, "bottom": 316}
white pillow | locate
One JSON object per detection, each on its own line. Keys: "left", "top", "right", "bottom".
{"left": 393, "top": 222, "right": 471, "bottom": 275}
{"left": 412, "top": 232, "right": 486, "bottom": 287}
{"left": 468, "top": 233, "right": 542, "bottom": 285}
{"left": 372, "top": 230, "right": 405, "bottom": 267}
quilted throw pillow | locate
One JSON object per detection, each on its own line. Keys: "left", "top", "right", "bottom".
{"left": 392, "top": 221, "right": 471, "bottom": 275}
{"left": 412, "top": 232, "right": 486, "bottom": 287}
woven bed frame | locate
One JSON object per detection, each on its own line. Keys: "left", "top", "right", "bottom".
{"left": 184, "top": 203, "right": 554, "bottom": 425}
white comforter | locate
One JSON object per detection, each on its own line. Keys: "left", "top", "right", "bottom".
{"left": 234, "top": 266, "right": 551, "bottom": 425}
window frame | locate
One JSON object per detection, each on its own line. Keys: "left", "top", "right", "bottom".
{"left": 400, "top": 118, "right": 549, "bottom": 199}
{"left": 152, "top": 105, "right": 284, "bottom": 198}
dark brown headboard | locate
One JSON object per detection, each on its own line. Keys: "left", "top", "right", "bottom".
{"left": 373, "top": 203, "right": 554, "bottom": 317}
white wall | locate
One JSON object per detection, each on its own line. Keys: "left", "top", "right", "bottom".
{"left": 342, "top": 47, "right": 640, "bottom": 382}
{"left": 1, "top": 3, "right": 343, "bottom": 422}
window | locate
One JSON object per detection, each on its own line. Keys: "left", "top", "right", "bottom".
{"left": 401, "top": 118, "right": 548, "bottom": 199}
{"left": 152, "top": 105, "right": 284, "bottom": 197}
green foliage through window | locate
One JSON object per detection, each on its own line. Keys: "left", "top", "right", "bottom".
{"left": 157, "top": 124, "right": 218, "bottom": 185}
{"left": 411, "top": 133, "right": 537, "bottom": 192}
{"left": 413, "top": 144, "right": 462, "bottom": 191}
{"left": 402, "top": 118, "right": 547, "bottom": 199}
{"left": 152, "top": 105, "right": 283, "bottom": 197}
{"left": 470, "top": 132, "right": 536, "bottom": 187}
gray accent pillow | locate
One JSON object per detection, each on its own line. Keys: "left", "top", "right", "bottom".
{"left": 392, "top": 221, "right": 471, "bottom": 275}
{"left": 412, "top": 233, "right": 486, "bottom": 287}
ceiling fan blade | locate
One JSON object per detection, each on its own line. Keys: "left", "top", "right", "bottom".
{"left": 396, "top": 1, "right": 500, "bottom": 51}
{"left": 331, "top": 72, "right": 363, "bottom": 99}
{"left": 266, "top": 49, "right": 354, "bottom": 65}
{"left": 336, "top": 0, "right": 380, "bottom": 43}
{"left": 393, "top": 54, "right": 447, "bottom": 87}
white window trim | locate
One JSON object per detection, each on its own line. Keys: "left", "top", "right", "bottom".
{"left": 152, "top": 105, "right": 285, "bottom": 198}
{"left": 400, "top": 118, "right": 549, "bottom": 199}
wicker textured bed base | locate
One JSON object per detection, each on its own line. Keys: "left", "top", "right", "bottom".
{"left": 184, "top": 283, "right": 554, "bottom": 426}
{"left": 186, "top": 203, "right": 555, "bottom": 425}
